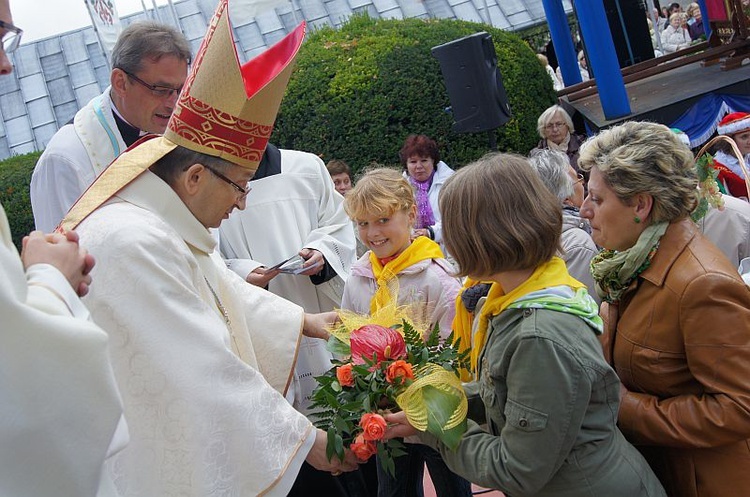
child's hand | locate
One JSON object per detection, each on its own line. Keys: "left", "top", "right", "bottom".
{"left": 383, "top": 411, "right": 419, "bottom": 439}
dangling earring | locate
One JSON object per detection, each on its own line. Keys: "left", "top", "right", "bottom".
{"left": 634, "top": 216, "right": 641, "bottom": 224}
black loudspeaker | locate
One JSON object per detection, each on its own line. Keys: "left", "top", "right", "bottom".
{"left": 602, "top": 0, "right": 655, "bottom": 67}
{"left": 431, "top": 32, "right": 512, "bottom": 134}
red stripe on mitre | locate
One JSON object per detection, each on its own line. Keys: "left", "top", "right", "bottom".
{"left": 170, "top": 95, "right": 272, "bottom": 160}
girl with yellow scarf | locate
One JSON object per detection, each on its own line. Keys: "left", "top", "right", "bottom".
{"left": 341, "top": 167, "right": 471, "bottom": 497}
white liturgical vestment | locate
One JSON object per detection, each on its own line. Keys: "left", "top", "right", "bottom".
{"left": 0, "top": 202, "right": 126, "bottom": 497}
{"left": 219, "top": 149, "right": 356, "bottom": 413}
{"left": 31, "top": 87, "right": 127, "bottom": 232}
{"left": 76, "top": 171, "right": 316, "bottom": 496}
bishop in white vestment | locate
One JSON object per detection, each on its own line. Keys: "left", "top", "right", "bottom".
{"left": 76, "top": 170, "right": 317, "bottom": 496}
{"left": 57, "top": 2, "right": 356, "bottom": 494}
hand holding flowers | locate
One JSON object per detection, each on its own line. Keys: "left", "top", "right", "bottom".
{"left": 309, "top": 311, "right": 469, "bottom": 476}
{"left": 382, "top": 411, "right": 419, "bottom": 439}
{"left": 305, "top": 428, "right": 360, "bottom": 475}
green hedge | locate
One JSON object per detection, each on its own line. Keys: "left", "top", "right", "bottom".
{"left": 272, "top": 15, "right": 557, "bottom": 173}
{"left": 0, "top": 151, "right": 39, "bottom": 251}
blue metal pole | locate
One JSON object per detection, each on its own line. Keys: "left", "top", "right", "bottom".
{"left": 576, "top": 0, "right": 631, "bottom": 119}
{"left": 697, "top": 0, "right": 711, "bottom": 39}
{"left": 541, "top": 0, "right": 581, "bottom": 86}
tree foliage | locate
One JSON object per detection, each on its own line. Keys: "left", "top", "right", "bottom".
{"left": 0, "top": 152, "right": 39, "bottom": 251}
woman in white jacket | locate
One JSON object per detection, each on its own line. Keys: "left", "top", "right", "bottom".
{"left": 662, "top": 12, "right": 691, "bottom": 53}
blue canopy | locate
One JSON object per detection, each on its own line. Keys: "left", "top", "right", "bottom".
{"left": 670, "top": 93, "right": 750, "bottom": 148}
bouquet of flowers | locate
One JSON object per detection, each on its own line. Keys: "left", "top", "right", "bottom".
{"left": 309, "top": 302, "right": 469, "bottom": 476}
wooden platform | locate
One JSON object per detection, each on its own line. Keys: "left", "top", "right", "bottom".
{"left": 562, "top": 58, "right": 750, "bottom": 131}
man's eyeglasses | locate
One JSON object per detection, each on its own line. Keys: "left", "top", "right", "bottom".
{"left": 204, "top": 165, "right": 251, "bottom": 199}
{"left": 545, "top": 121, "right": 567, "bottom": 130}
{"left": 121, "top": 69, "right": 183, "bottom": 98}
{"left": 0, "top": 20, "right": 23, "bottom": 54}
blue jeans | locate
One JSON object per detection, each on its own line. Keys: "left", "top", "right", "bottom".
{"left": 376, "top": 443, "right": 472, "bottom": 497}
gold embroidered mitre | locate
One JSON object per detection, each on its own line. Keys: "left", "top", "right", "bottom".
{"left": 166, "top": 0, "right": 305, "bottom": 170}
{"left": 59, "top": 0, "right": 305, "bottom": 232}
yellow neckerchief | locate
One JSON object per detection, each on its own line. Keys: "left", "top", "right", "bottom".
{"left": 369, "top": 236, "right": 444, "bottom": 314}
{"left": 452, "top": 277, "right": 490, "bottom": 381}
{"left": 459, "top": 257, "right": 584, "bottom": 378}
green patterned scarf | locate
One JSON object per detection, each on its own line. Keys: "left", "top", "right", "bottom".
{"left": 508, "top": 286, "right": 604, "bottom": 334}
{"left": 590, "top": 222, "right": 669, "bottom": 303}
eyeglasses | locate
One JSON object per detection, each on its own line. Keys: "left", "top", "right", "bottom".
{"left": 0, "top": 20, "right": 23, "bottom": 54}
{"left": 575, "top": 173, "right": 585, "bottom": 184}
{"left": 204, "top": 165, "right": 251, "bottom": 199}
{"left": 121, "top": 69, "right": 183, "bottom": 98}
{"left": 545, "top": 121, "right": 567, "bottom": 130}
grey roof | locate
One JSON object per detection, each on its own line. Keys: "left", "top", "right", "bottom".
{"left": 0, "top": 0, "right": 568, "bottom": 159}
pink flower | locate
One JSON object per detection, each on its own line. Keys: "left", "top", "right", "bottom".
{"left": 359, "top": 412, "right": 387, "bottom": 441}
{"left": 350, "top": 434, "right": 378, "bottom": 461}
{"left": 350, "top": 325, "right": 407, "bottom": 366}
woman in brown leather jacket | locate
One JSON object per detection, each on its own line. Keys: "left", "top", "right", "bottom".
{"left": 578, "top": 121, "right": 750, "bottom": 497}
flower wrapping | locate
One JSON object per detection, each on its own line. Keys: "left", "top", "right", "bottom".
{"left": 309, "top": 302, "right": 469, "bottom": 476}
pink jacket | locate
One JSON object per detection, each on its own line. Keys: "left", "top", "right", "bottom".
{"left": 340, "top": 253, "right": 461, "bottom": 339}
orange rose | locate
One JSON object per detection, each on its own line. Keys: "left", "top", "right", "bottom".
{"left": 386, "top": 360, "right": 414, "bottom": 384}
{"left": 336, "top": 363, "right": 354, "bottom": 387}
{"left": 350, "top": 434, "right": 378, "bottom": 461}
{"left": 359, "top": 412, "right": 387, "bottom": 441}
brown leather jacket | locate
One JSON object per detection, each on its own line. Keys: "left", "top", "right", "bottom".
{"left": 600, "top": 218, "right": 750, "bottom": 497}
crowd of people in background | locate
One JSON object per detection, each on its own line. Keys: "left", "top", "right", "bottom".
{"left": 2, "top": 0, "right": 750, "bottom": 496}
{"left": 541, "top": 0, "right": 708, "bottom": 90}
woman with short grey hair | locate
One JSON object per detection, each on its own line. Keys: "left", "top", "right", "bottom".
{"left": 531, "top": 105, "right": 586, "bottom": 172}
{"left": 528, "top": 149, "right": 599, "bottom": 303}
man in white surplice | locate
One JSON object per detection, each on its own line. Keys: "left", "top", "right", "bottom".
{"left": 58, "top": 3, "right": 357, "bottom": 495}
{"left": 0, "top": 3, "right": 127, "bottom": 495}
{"left": 219, "top": 143, "right": 358, "bottom": 495}
{"left": 30, "top": 21, "right": 191, "bottom": 232}
{"left": 220, "top": 143, "right": 357, "bottom": 415}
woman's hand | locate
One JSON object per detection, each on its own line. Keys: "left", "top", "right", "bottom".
{"left": 383, "top": 411, "right": 419, "bottom": 439}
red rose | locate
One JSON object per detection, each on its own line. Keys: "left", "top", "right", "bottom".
{"left": 359, "top": 412, "right": 387, "bottom": 441}
{"left": 386, "top": 360, "right": 414, "bottom": 384}
{"left": 350, "top": 325, "right": 407, "bottom": 366}
{"left": 336, "top": 363, "right": 354, "bottom": 387}
{"left": 350, "top": 434, "right": 378, "bottom": 461}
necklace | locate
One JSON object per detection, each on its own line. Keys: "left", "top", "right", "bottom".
{"left": 203, "top": 276, "right": 244, "bottom": 361}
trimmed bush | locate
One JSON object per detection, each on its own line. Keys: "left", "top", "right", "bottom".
{"left": 0, "top": 152, "right": 39, "bottom": 251}
{"left": 273, "top": 15, "right": 557, "bottom": 173}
